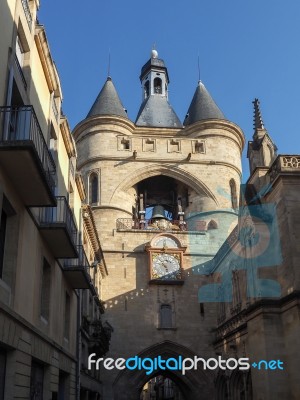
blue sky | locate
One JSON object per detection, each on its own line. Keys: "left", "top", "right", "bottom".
{"left": 39, "top": 0, "right": 300, "bottom": 178}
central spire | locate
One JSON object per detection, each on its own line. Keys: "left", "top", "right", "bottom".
{"left": 135, "top": 50, "right": 182, "bottom": 128}
{"left": 140, "top": 49, "right": 169, "bottom": 99}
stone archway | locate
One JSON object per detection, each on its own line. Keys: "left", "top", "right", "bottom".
{"left": 109, "top": 164, "right": 219, "bottom": 207}
{"left": 112, "top": 341, "right": 215, "bottom": 400}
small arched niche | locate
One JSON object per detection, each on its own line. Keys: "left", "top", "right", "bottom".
{"left": 207, "top": 220, "right": 218, "bottom": 230}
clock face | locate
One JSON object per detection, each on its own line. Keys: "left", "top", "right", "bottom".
{"left": 152, "top": 253, "right": 182, "bottom": 281}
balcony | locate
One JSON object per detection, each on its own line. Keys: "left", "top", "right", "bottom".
{"left": 63, "top": 245, "right": 93, "bottom": 289}
{"left": 268, "top": 155, "right": 300, "bottom": 183}
{"left": 32, "top": 196, "right": 78, "bottom": 258}
{"left": 0, "top": 106, "right": 56, "bottom": 206}
{"left": 116, "top": 218, "right": 187, "bottom": 232}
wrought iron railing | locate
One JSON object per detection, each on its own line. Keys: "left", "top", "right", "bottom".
{"left": 21, "top": 0, "right": 33, "bottom": 31}
{"left": 0, "top": 106, "right": 56, "bottom": 193}
{"left": 64, "top": 245, "right": 90, "bottom": 269}
{"left": 116, "top": 218, "right": 187, "bottom": 231}
{"left": 35, "top": 196, "right": 77, "bottom": 245}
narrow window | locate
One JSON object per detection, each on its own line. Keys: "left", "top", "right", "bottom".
{"left": 217, "top": 286, "right": 226, "bottom": 324}
{"left": 89, "top": 173, "right": 98, "bottom": 204}
{"left": 230, "top": 179, "right": 238, "bottom": 209}
{"left": 160, "top": 304, "right": 172, "bottom": 329}
{"left": 0, "top": 349, "right": 6, "bottom": 400}
{"left": 0, "top": 196, "right": 16, "bottom": 286}
{"left": 195, "top": 141, "right": 204, "bottom": 153}
{"left": 41, "top": 258, "right": 51, "bottom": 321}
{"left": 232, "top": 270, "right": 241, "bottom": 309}
{"left": 144, "top": 81, "right": 149, "bottom": 98}
{"left": 58, "top": 371, "right": 68, "bottom": 400}
{"left": 120, "top": 138, "right": 130, "bottom": 150}
{"left": 0, "top": 210, "right": 7, "bottom": 279}
{"left": 154, "top": 78, "right": 162, "bottom": 94}
{"left": 64, "top": 292, "right": 70, "bottom": 340}
{"left": 30, "top": 361, "right": 44, "bottom": 400}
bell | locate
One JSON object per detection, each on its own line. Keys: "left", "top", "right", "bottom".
{"left": 151, "top": 205, "right": 166, "bottom": 219}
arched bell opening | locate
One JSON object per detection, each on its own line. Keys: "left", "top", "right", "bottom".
{"left": 136, "top": 175, "right": 190, "bottom": 230}
{"left": 113, "top": 170, "right": 219, "bottom": 232}
{"left": 154, "top": 77, "right": 162, "bottom": 94}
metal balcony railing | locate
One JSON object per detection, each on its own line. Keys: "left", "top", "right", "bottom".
{"left": 0, "top": 106, "right": 56, "bottom": 194}
{"left": 64, "top": 245, "right": 89, "bottom": 269}
{"left": 36, "top": 196, "right": 77, "bottom": 245}
{"left": 116, "top": 218, "right": 187, "bottom": 231}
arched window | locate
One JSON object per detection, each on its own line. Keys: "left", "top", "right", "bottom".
{"left": 230, "top": 179, "right": 238, "bottom": 209}
{"left": 89, "top": 173, "right": 99, "bottom": 204}
{"left": 207, "top": 220, "right": 218, "bottom": 230}
{"left": 160, "top": 304, "right": 172, "bottom": 329}
{"left": 154, "top": 78, "right": 162, "bottom": 94}
{"left": 144, "top": 80, "right": 149, "bottom": 98}
{"left": 230, "top": 371, "right": 253, "bottom": 400}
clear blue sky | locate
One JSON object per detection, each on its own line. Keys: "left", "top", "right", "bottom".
{"left": 39, "top": 0, "right": 300, "bottom": 179}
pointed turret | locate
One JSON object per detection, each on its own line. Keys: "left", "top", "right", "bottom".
{"left": 135, "top": 50, "right": 182, "bottom": 128}
{"left": 183, "top": 81, "right": 225, "bottom": 126}
{"left": 86, "top": 77, "right": 128, "bottom": 119}
{"left": 247, "top": 98, "right": 277, "bottom": 173}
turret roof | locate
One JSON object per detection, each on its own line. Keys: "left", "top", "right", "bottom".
{"left": 86, "top": 77, "right": 128, "bottom": 119}
{"left": 184, "top": 81, "right": 225, "bottom": 126}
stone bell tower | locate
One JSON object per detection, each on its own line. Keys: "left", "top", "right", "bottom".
{"left": 73, "top": 50, "right": 245, "bottom": 400}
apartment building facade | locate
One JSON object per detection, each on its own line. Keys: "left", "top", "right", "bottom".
{"left": 0, "top": 1, "right": 110, "bottom": 399}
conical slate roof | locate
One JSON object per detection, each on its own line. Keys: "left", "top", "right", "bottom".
{"left": 135, "top": 95, "right": 182, "bottom": 128}
{"left": 86, "top": 77, "right": 128, "bottom": 119}
{"left": 184, "top": 81, "right": 225, "bottom": 126}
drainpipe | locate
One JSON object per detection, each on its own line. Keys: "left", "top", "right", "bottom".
{"left": 76, "top": 289, "right": 82, "bottom": 400}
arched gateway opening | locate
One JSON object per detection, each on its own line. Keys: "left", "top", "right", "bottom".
{"left": 140, "top": 375, "right": 184, "bottom": 399}
{"left": 112, "top": 341, "right": 215, "bottom": 400}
